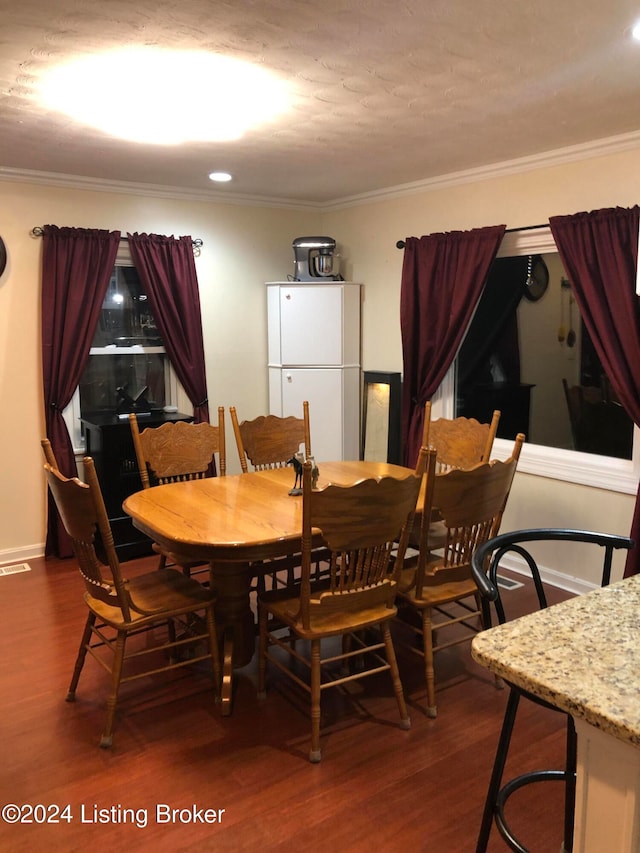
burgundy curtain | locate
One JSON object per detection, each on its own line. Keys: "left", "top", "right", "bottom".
{"left": 549, "top": 206, "right": 640, "bottom": 576}
{"left": 400, "top": 224, "right": 506, "bottom": 466}
{"left": 127, "top": 233, "right": 209, "bottom": 423}
{"left": 42, "top": 225, "right": 121, "bottom": 556}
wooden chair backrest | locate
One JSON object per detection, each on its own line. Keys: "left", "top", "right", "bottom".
{"left": 43, "top": 456, "right": 132, "bottom": 621}
{"left": 230, "top": 401, "right": 311, "bottom": 472}
{"left": 41, "top": 437, "right": 58, "bottom": 467}
{"left": 130, "top": 407, "right": 226, "bottom": 488}
{"left": 422, "top": 400, "right": 500, "bottom": 472}
{"left": 298, "top": 446, "right": 428, "bottom": 630}
{"left": 416, "top": 434, "right": 525, "bottom": 593}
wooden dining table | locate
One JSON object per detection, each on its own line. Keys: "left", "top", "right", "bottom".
{"left": 123, "top": 459, "right": 418, "bottom": 714}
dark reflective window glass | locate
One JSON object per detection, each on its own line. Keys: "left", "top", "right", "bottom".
{"left": 456, "top": 253, "right": 633, "bottom": 459}
{"left": 78, "top": 267, "right": 169, "bottom": 417}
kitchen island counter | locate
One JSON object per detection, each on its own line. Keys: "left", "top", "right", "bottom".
{"left": 472, "top": 574, "right": 640, "bottom": 851}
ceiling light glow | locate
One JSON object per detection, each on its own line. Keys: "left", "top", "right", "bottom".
{"left": 209, "top": 171, "right": 233, "bottom": 182}
{"left": 38, "top": 48, "right": 291, "bottom": 145}
{"left": 633, "top": 21, "right": 640, "bottom": 41}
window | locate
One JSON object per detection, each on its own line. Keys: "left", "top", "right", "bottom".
{"left": 458, "top": 251, "right": 634, "bottom": 458}
{"left": 63, "top": 253, "right": 181, "bottom": 451}
{"left": 435, "top": 227, "right": 639, "bottom": 494}
{"left": 79, "top": 266, "right": 170, "bottom": 416}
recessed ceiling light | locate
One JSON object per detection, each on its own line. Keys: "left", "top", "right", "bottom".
{"left": 209, "top": 171, "right": 233, "bottom": 182}
{"left": 633, "top": 21, "right": 640, "bottom": 41}
{"left": 38, "top": 48, "right": 291, "bottom": 145}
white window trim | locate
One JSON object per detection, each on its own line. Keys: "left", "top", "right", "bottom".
{"left": 439, "top": 225, "right": 640, "bottom": 495}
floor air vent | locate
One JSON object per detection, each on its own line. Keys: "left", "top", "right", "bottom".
{"left": 497, "top": 574, "right": 524, "bottom": 591}
{"left": 0, "top": 563, "right": 31, "bottom": 576}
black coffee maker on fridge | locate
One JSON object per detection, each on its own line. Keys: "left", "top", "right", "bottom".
{"left": 292, "top": 236, "right": 343, "bottom": 282}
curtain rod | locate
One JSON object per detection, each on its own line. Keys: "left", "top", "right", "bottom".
{"left": 395, "top": 223, "right": 548, "bottom": 249}
{"left": 30, "top": 227, "right": 203, "bottom": 252}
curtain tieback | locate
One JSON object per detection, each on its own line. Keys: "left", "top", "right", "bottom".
{"left": 196, "top": 398, "right": 208, "bottom": 407}
{"left": 49, "top": 402, "right": 61, "bottom": 410}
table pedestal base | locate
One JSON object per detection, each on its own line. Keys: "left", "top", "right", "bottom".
{"left": 209, "top": 560, "right": 256, "bottom": 715}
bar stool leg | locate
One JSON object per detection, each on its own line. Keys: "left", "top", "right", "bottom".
{"left": 477, "top": 687, "right": 521, "bottom": 853}
{"left": 563, "top": 716, "right": 577, "bottom": 853}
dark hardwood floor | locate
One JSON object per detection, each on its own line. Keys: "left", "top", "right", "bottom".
{"left": 0, "top": 554, "right": 572, "bottom": 852}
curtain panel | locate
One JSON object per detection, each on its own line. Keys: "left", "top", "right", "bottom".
{"left": 41, "top": 225, "right": 121, "bottom": 556}
{"left": 457, "top": 256, "right": 528, "bottom": 388}
{"left": 549, "top": 206, "right": 640, "bottom": 577}
{"left": 400, "top": 224, "right": 506, "bottom": 466}
{"left": 127, "top": 233, "right": 210, "bottom": 424}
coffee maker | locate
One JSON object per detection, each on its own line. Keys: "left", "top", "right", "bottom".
{"left": 292, "top": 236, "right": 342, "bottom": 282}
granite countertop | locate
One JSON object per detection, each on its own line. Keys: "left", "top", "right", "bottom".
{"left": 471, "top": 574, "right": 640, "bottom": 747}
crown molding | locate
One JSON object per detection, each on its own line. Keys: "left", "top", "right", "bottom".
{"left": 321, "top": 129, "right": 640, "bottom": 212}
{"left": 2, "top": 128, "right": 640, "bottom": 212}
{"left": 0, "top": 166, "right": 319, "bottom": 211}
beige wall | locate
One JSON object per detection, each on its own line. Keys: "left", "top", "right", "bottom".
{"left": 2, "top": 145, "right": 639, "bottom": 585}
{"left": 0, "top": 180, "right": 319, "bottom": 562}
{"left": 323, "top": 148, "right": 640, "bottom": 586}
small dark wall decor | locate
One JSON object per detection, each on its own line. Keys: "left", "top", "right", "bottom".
{"left": 0, "top": 236, "right": 6, "bottom": 277}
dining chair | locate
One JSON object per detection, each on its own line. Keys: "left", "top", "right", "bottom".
{"left": 229, "top": 402, "right": 311, "bottom": 473}
{"left": 395, "top": 433, "right": 524, "bottom": 718}
{"left": 130, "top": 408, "right": 226, "bottom": 486}
{"left": 129, "top": 408, "right": 226, "bottom": 575}
{"left": 257, "top": 447, "right": 428, "bottom": 763}
{"left": 41, "top": 437, "right": 58, "bottom": 467}
{"left": 416, "top": 401, "right": 502, "bottom": 551}
{"left": 42, "top": 448, "right": 221, "bottom": 748}
{"left": 470, "top": 528, "right": 634, "bottom": 853}
{"left": 230, "top": 402, "right": 315, "bottom": 592}
{"left": 422, "top": 400, "right": 501, "bottom": 472}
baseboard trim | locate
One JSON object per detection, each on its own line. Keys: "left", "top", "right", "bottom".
{"left": 498, "top": 552, "right": 597, "bottom": 597}
{"left": 0, "top": 543, "right": 45, "bottom": 567}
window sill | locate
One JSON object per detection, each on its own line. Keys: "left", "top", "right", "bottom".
{"left": 493, "top": 437, "right": 639, "bottom": 495}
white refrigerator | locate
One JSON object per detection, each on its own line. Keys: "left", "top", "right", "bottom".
{"left": 267, "top": 282, "right": 362, "bottom": 462}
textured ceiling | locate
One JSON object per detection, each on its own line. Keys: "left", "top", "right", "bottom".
{"left": 1, "top": 0, "right": 640, "bottom": 204}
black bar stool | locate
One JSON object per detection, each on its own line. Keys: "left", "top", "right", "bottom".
{"left": 470, "top": 528, "right": 634, "bottom": 853}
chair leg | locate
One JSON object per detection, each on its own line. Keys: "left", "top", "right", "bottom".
{"left": 206, "top": 607, "right": 222, "bottom": 700}
{"left": 381, "top": 622, "right": 410, "bottom": 730}
{"left": 257, "top": 604, "right": 268, "bottom": 699}
{"left": 421, "top": 608, "right": 437, "bottom": 718}
{"left": 66, "top": 612, "right": 96, "bottom": 701}
{"left": 476, "top": 686, "right": 521, "bottom": 853}
{"left": 257, "top": 572, "right": 267, "bottom": 596}
{"left": 166, "top": 616, "right": 178, "bottom": 664}
{"left": 309, "top": 639, "right": 322, "bottom": 763}
{"left": 340, "top": 632, "right": 354, "bottom": 676}
{"left": 564, "top": 715, "right": 577, "bottom": 853}
{"left": 475, "top": 591, "right": 486, "bottom": 627}
{"left": 100, "top": 630, "right": 127, "bottom": 749}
